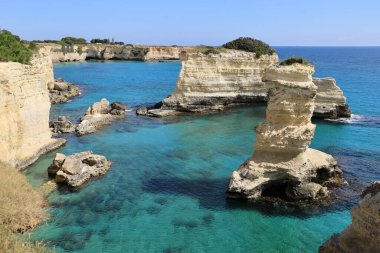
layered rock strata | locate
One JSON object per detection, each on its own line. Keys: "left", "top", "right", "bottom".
{"left": 49, "top": 78, "right": 80, "bottom": 104}
{"left": 48, "top": 151, "right": 112, "bottom": 187}
{"left": 151, "top": 50, "right": 350, "bottom": 119}
{"left": 0, "top": 48, "right": 65, "bottom": 169}
{"left": 76, "top": 98, "right": 126, "bottom": 136}
{"left": 159, "top": 50, "right": 279, "bottom": 113}
{"left": 43, "top": 43, "right": 193, "bottom": 63}
{"left": 313, "top": 77, "right": 351, "bottom": 119}
{"left": 319, "top": 182, "right": 380, "bottom": 253}
{"left": 228, "top": 64, "right": 343, "bottom": 201}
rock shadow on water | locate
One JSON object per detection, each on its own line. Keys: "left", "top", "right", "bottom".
{"left": 143, "top": 176, "right": 364, "bottom": 217}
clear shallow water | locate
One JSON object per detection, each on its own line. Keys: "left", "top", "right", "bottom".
{"left": 25, "top": 48, "right": 380, "bottom": 253}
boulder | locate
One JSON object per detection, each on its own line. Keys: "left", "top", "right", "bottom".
{"left": 49, "top": 78, "right": 80, "bottom": 104}
{"left": 136, "top": 106, "right": 148, "bottom": 116}
{"left": 50, "top": 115, "right": 77, "bottom": 135}
{"left": 110, "top": 102, "right": 126, "bottom": 115}
{"left": 48, "top": 151, "right": 112, "bottom": 188}
{"left": 76, "top": 99, "right": 126, "bottom": 136}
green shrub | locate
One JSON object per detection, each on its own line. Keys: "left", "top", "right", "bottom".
{"left": 203, "top": 48, "right": 220, "bottom": 55}
{"left": 61, "top": 36, "right": 87, "bottom": 45}
{"left": 222, "top": 37, "right": 275, "bottom": 58}
{"left": 0, "top": 30, "right": 34, "bottom": 64}
{"left": 279, "top": 57, "right": 310, "bottom": 66}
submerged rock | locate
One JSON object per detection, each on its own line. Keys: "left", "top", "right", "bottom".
{"left": 319, "top": 181, "right": 380, "bottom": 253}
{"left": 49, "top": 78, "right": 80, "bottom": 104}
{"left": 228, "top": 64, "right": 344, "bottom": 202}
{"left": 76, "top": 98, "right": 126, "bottom": 136}
{"left": 50, "top": 116, "right": 77, "bottom": 135}
{"left": 48, "top": 151, "right": 112, "bottom": 188}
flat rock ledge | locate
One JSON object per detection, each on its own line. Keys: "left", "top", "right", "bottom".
{"left": 48, "top": 151, "right": 112, "bottom": 188}
{"left": 17, "top": 138, "right": 66, "bottom": 170}
{"left": 319, "top": 181, "right": 380, "bottom": 253}
{"left": 227, "top": 64, "right": 344, "bottom": 203}
{"left": 49, "top": 78, "right": 81, "bottom": 104}
{"left": 76, "top": 99, "right": 126, "bottom": 136}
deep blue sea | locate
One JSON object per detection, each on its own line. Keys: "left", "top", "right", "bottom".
{"left": 25, "top": 47, "right": 380, "bottom": 253}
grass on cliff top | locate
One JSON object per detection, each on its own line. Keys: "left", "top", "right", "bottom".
{"left": 0, "top": 168, "right": 52, "bottom": 253}
{"left": 0, "top": 30, "right": 36, "bottom": 64}
{"left": 279, "top": 57, "right": 310, "bottom": 66}
{"left": 222, "top": 37, "right": 275, "bottom": 58}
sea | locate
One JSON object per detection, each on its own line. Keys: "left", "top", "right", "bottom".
{"left": 25, "top": 47, "right": 380, "bottom": 253}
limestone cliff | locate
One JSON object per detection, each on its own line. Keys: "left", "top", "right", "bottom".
{"left": 153, "top": 51, "right": 350, "bottom": 119}
{"left": 313, "top": 77, "right": 351, "bottom": 119}
{"left": 228, "top": 64, "right": 343, "bottom": 201}
{"left": 0, "top": 48, "right": 65, "bottom": 169}
{"left": 160, "top": 50, "right": 279, "bottom": 112}
{"left": 319, "top": 182, "right": 380, "bottom": 253}
{"left": 44, "top": 43, "right": 190, "bottom": 63}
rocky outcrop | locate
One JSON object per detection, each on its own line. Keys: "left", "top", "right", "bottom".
{"left": 150, "top": 50, "right": 350, "bottom": 119}
{"left": 49, "top": 78, "right": 80, "bottom": 104}
{"left": 313, "top": 77, "right": 351, "bottom": 119}
{"left": 76, "top": 98, "right": 126, "bottom": 136}
{"left": 158, "top": 50, "right": 278, "bottom": 113}
{"left": 319, "top": 181, "right": 380, "bottom": 253}
{"left": 50, "top": 116, "right": 77, "bottom": 135}
{"left": 48, "top": 151, "right": 112, "bottom": 188}
{"left": 0, "top": 48, "right": 66, "bottom": 169}
{"left": 228, "top": 64, "right": 343, "bottom": 201}
{"left": 43, "top": 43, "right": 192, "bottom": 63}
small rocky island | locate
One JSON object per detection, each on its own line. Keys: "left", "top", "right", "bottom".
{"left": 48, "top": 151, "right": 112, "bottom": 188}
{"left": 76, "top": 98, "right": 126, "bottom": 136}
{"left": 49, "top": 78, "right": 80, "bottom": 104}
{"left": 147, "top": 38, "right": 351, "bottom": 119}
{"left": 228, "top": 63, "right": 344, "bottom": 201}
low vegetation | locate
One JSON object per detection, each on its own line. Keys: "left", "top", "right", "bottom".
{"left": 0, "top": 30, "right": 35, "bottom": 64}
{"left": 279, "top": 57, "right": 310, "bottom": 66}
{"left": 222, "top": 37, "right": 275, "bottom": 58}
{"left": 0, "top": 168, "right": 51, "bottom": 253}
{"left": 60, "top": 37, "right": 87, "bottom": 45}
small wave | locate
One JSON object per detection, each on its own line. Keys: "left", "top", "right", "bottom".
{"left": 326, "top": 114, "right": 380, "bottom": 128}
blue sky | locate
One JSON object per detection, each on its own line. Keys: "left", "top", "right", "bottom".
{"left": 1, "top": 0, "right": 379, "bottom": 46}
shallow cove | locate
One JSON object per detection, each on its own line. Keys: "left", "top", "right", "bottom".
{"left": 25, "top": 47, "right": 380, "bottom": 252}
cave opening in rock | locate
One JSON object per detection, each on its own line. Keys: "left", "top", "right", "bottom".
{"left": 261, "top": 180, "right": 293, "bottom": 201}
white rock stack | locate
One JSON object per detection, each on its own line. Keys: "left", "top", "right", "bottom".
{"left": 228, "top": 64, "right": 343, "bottom": 201}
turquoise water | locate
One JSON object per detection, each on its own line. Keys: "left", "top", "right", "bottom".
{"left": 25, "top": 48, "right": 380, "bottom": 253}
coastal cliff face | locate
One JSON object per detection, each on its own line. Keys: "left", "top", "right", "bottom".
{"left": 228, "top": 64, "right": 343, "bottom": 201}
{"left": 320, "top": 182, "right": 380, "bottom": 253}
{"left": 0, "top": 48, "right": 65, "bottom": 169}
{"left": 160, "top": 50, "right": 279, "bottom": 111}
{"left": 45, "top": 44, "right": 187, "bottom": 63}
